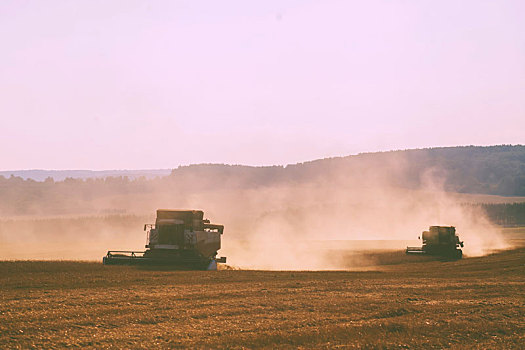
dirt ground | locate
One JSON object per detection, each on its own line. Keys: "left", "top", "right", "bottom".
{"left": 1, "top": 247, "right": 524, "bottom": 349}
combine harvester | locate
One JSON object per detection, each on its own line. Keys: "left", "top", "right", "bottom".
{"left": 406, "top": 226, "right": 464, "bottom": 259}
{"left": 103, "top": 209, "right": 226, "bottom": 270}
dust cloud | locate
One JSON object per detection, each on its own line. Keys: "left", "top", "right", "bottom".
{"left": 0, "top": 154, "right": 511, "bottom": 269}
{"left": 219, "top": 180, "right": 509, "bottom": 269}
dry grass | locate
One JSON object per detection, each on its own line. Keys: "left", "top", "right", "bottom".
{"left": 1, "top": 248, "right": 524, "bottom": 349}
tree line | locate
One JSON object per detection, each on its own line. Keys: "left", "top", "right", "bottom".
{"left": 479, "top": 203, "right": 525, "bottom": 227}
{"left": 0, "top": 145, "right": 523, "bottom": 217}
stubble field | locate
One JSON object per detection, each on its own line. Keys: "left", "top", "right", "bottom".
{"left": 1, "top": 246, "right": 524, "bottom": 349}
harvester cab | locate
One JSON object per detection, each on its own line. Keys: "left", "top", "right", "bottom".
{"left": 406, "top": 226, "right": 464, "bottom": 259}
{"left": 103, "top": 210, "right": 226, "bottom": 270}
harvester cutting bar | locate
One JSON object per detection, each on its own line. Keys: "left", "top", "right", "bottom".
{"left": 103, "top": 251, "right": 147, "bottom": 265}
{"left": 405, "top": 247, "right": 425, "bottom": 254}
{"left": 103, "top": 250, "right": 224, "bottom": 269}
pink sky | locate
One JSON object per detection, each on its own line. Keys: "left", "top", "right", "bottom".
{"left": 1, "top": 0, "right": 524, "bottom": 170}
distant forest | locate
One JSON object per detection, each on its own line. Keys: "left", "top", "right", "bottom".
{"left": 0, "top": 145, "right": 524, "bottom": 217}
{"left": 169, "top": 145, "right": 525, "bottom": 195}
{"left": 480, "top": 203, "right": 525, "bottom": 227}
{"left": 396, "top": 145, "right": 525, "bottom": 196}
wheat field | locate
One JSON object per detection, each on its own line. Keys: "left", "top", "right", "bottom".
{"left": 1, "top": 245, "right": 524, "bottom": 349}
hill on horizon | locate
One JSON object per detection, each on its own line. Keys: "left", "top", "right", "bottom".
{"left": 0, "top": 145, "right": 524, "bottom": 218}
{"left": 2, "top": 145, "right": 524, "bottom": 196}
{"left": 0, "top": 169, "right": 172, "bottom": 182}
{"left": 1, "top": 145, "right": 525, "bottom": 195}
{"left": 165, "top": 145, "right": 525, "bottom": 196}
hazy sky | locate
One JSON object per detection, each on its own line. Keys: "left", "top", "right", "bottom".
{"left": 1, "top": 0, "right": 524, "bottom": 170}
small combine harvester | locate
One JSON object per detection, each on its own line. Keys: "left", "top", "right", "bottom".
{"left": 406, "top": 226, "right": 464, "bottom": 259}
{"left": 103, "top": 209, "right": 226, "bottom": 270}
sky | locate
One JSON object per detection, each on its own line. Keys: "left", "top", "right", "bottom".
{"left": 1, "top": 0, "right": 524, "bottom": 170}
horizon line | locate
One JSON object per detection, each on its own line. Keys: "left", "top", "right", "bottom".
{"left": 0, "top": 144, "right": 522, "bottom": 173}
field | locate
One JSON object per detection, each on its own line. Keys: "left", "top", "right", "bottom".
{"left": 1, "top": 246, "right": 524, "bottom": 349}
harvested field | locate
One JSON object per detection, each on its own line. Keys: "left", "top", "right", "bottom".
{"left": 1, "top": 247, "right": 524, "bottom": 349}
